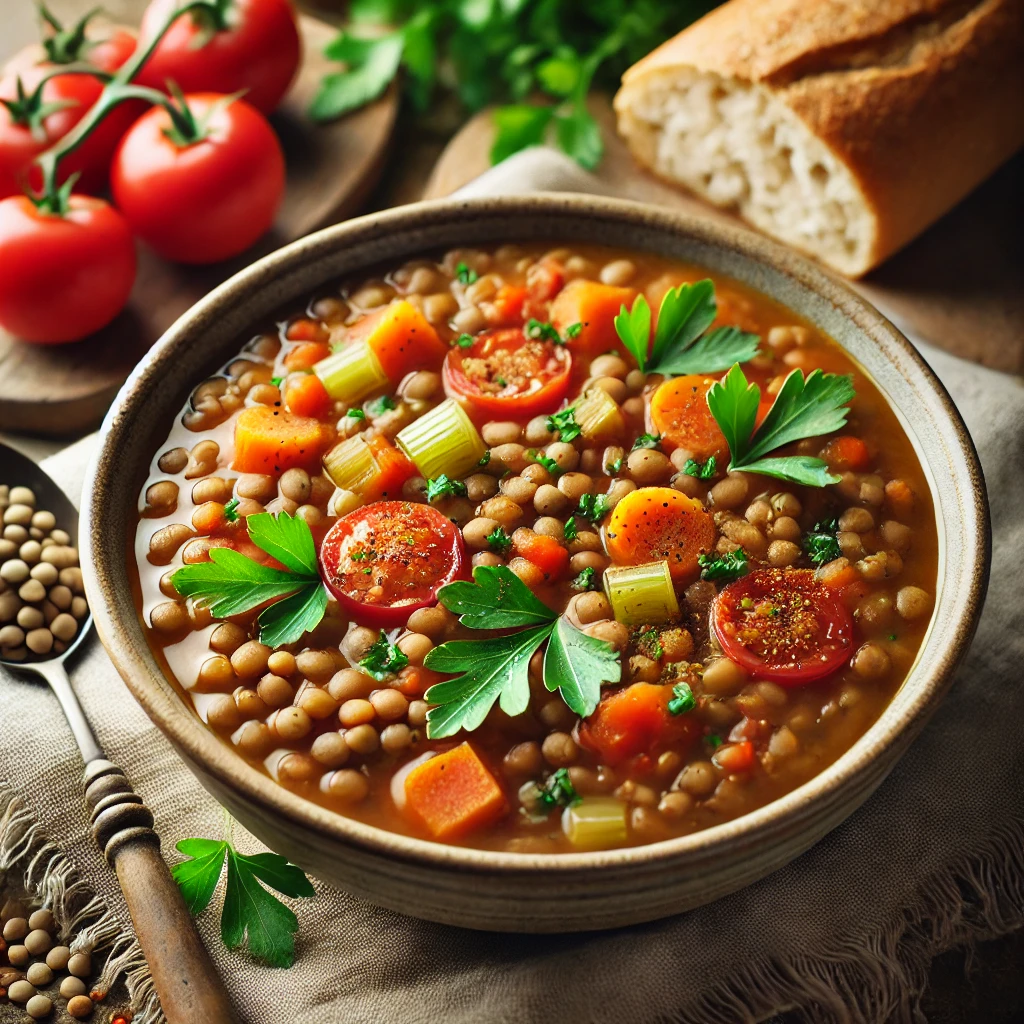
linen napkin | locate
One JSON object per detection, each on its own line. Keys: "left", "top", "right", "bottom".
{"left": 2, "top": 151, "right": 1023, "bottom": 1024}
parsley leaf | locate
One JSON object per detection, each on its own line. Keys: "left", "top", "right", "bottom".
{"left": 359, "top": 630, "right": 410, "bottom": 680}
{"left": 456, "top": 332, "right": 475, "bottom": 348}
{"left": 632, "top": 433, "right": 661, "bottom": 451}
{"left": 805, "top": 518, "right": 842, "bottom": 566}
{"left": 171, "top": 549, "right": 302, "bottom": 617}
{"left": 543, "top": 616, "right": 620, "bottom": 717}
{"left": 546, "top": 407, "right": 581, "bottom": 442}
{"left": 172, "top": 838, "right": 314, "bottom": 968}
{"left": 564, "top": 322, "right": 582, "bottom": 339}
{"left": 698, "top": 549, "right": 750, "bottom": 582}
{"left": 570, "top": 565, "right": 596, "bottom": 591}
{"left": 491, "top": 103, "right": 553, "bottom": 163}
{"left": 683, "top": 455, "right": 717, "bottom": 479}
{"left": 223, "top": 498, "right": 240, "bottom": 523}
{"left": 478, "top": 450, "right": 491, "bottom": 466}
{"left": 537, "top": 767, "right": 579, "bottom": 809}
{"left": 576, "top": 492, "right": 612, "bottom": 524}
{"left": 563, "top": 516, "right": 578, "bottom": 542}
{"left": 310, "top": 32, "right": 405, "bottom": 121}
{"left": 456, "top": 261, "right": 478, "bottom": 285}
{"left": 707, "top": 364, "right": 854, "bottom": 486}
{"left": 366, "top": 394, "right": 396, "bottom": 415}
{"left": 668, "top": 681, "right": 697, "bottom": 716}
{"left": 486, "top": 526, "right": 512, "bottom": 555}
{"left": 437, "top": 564, "right": 555, "bottom": 629}
{"left": 525, "top": 318, "right": 561, "bottom": 344}
{"left": 271, "top": 376, "right": 284, "bottom": 388}
{"left": 605, "top": 456, "right": 623, "bottom": 475}
{"left": 246, "top": 510, "right": 318, "bottom": 575}
{"left": 613, "top": 293, "right": 651, "bottom": 370}
{"left": 529, "top": 450, "right": 564, "bottom": 477}
{"left": 346, "top": 407, "right": 366, "bottom": 420}
{"left": 426, "top": 474, "right": 468, "bottom": 502}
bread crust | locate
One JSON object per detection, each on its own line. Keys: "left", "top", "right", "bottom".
{"left": 615, "top": 0, "right": 1024, "bottom": 274}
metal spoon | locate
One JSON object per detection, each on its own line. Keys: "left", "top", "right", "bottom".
{"left": 0, "top": 443, "right": 238, "bottom": 1024}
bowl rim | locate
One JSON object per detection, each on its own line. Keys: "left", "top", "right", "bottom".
{"left": 82, "top": 192, "right": 991, "bottom": 875}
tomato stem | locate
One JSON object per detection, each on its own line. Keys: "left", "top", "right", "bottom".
{"left": 37, "top": 4, "right": 104, "bottom": 66}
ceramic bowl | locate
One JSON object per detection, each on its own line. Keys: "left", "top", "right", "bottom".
{"left": 81, "top": 195, "right": 989, "bottom": 933}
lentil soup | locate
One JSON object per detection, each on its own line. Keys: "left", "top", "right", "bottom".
{"left": 134, "top": 243, "right": 937, "bottom": 853}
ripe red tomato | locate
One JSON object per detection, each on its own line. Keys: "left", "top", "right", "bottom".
{"left": 110, "top": 93, "right": 285, "bottom": 264}
{"left": 319, "top": 502, "right": 467, "bottom": 628}
{"left": 136, "top": 0, "right": 301, "bottom": 114}
{"left": 443, "top": 328, "right": 572, "bottom": 417}
{"left": 711, "top": 568, "right": 855, "bottom": 685}
{"left": 0, "top": 195, "right": 136, "bottom": 344}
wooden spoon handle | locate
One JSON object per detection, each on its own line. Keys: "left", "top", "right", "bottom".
{"left": 84, "top": 759, "right": 239, "bottom": 1024}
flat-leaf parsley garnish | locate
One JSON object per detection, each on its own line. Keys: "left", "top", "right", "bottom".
{"left": 707, "top": 363, "right": 855, "bottom": 487}
{"left": 456, "top": 261, "right": 478, "bottom": 285}
{"left": 359, "top": 630, "right": 410, "bottom": 680}
{"left": 576, "top": 492, "right": 612, "bottom": 524}
{"left": 683, "top": 455, "right": 716, "bottom": 479}
{"left": 614, "top": 280, "right": 760, "bottom": 376}
{"left": 698, "top": 548, "right": 750, "bottom": 582}
{"left": 525, "top": 318, "right": 561, "bottom": 344}
{"left": 667, "top": 681, "right": 697, "bottom": 716}
{"left": 170, "top": 512, "right": 327, "bottom": 647}
{"left": 546, "top": 406, "right": 581, "bottom": 442}
{"left": 366, "top": 394, "right": 397, "bottom": 415}
{"left": 631, "top": 433, "right": 661, "bottom": 451}
{"left": 422, "top": 566, "right": 620, "bottom": 738}
{"left": 486, "top": 525, "right": 512, "bottom": 555}
{"left": 425, "top": 474, "right": 468, "bottom": 503}
{"left": 537, "top": 767, "right": 579, "bottom": 808}
{"left": 805, "top": 518, "right": 842, "bottom": 565}
{"left": 172, "top": 838, "right": 314, "bottom": 968}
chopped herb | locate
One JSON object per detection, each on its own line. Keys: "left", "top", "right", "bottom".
{"left": 495, "top": 375, "right": 508, "bottom": 387}
{"left": 525, "top": 318, "right": 561, "bottom": 344}
{"left": 667, "top": 681, "right": 696, "bottom": 716}
{"left": 456, "top": 332, "right": 475, "bottom": 348}
{"left": 345, "top": 407, "right": 366, "bottom": 420}
{"left": 172, "top": 838, "right": 314, "bottom": 968}
{"left": 537, "top": 767, "right": 579, "bottom": 809}
{"left": 697, "top": 549, "right": 750, "bottom": 582}
{"left": 605, "top": 456, "right": 623, "bottom": 475}
{"left": 707, "top": 363, "right": 855, "bottom": 487}
{"left": 271, "top": 376, "right": 284, "bottom": 388}
{"left": 366, "top": 394, "right": 396, "bottom": 415}
{"left": 546, "top": 407, "right": 582, "bottom": 442}
{"left": 570, "top": 566, "right": 597, "bottom": 591}
{"left": 359, "top": 630, "right": 410, "bottom": 680}
{"left": 804, "top": 518, "right": 842, "bottom": 566}
{"left": 486, "top": 526, "right": 512, "bottom": 555}
{"left": 564, "top": 322, "right": 582, "bottom": 340}
{"left": 683, "top": 455, "right": 716, "bottom": 480}
{"left": 631, "top": 433, "right": 661, "bottom": 451}
{"left": 576, "top": 492, "right": 612, "bottom": 524}
{"left": 425, "top": 474, "right": 468, "bottom": 503}
{"left": 222, "top": 498, "right": 240, "bottom": 524}
{"left": 529, "top": 450, "right": 564, "bottom": 477}
{"left": 350, "top": 549, "right": 370, "bottom": 561}
{"left": 636, "top": 627, "right": 664, "bottom": 659}
{"left": 456, "top": 261, "right": 478, "bottom": 285}
{"left": 888, "top": 632, "right": 898, "bottom": 641}
{"left": 563, "top": 516, "right": 578, "bottom": 542}
{"left": 478, "top": 450, "right": 491, "bottom": 466}
{"left": 707, "top": 734, "right": 724, "bottom": 749}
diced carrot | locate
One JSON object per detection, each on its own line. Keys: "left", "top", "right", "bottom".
{"left": 816, "top": 558, "right": 859, "bottom": 591}
{"left": 285, "top": 374, "right": 333, "bottom": 419}
{"left": 404, "top": 742, "right": 508, "bottom": 840}
{"left": 550, "top": 279, "right": 637, "bottom": 356}
{"left": 488, "top": 284, "right": 527, "bottom": 326}
{"left": 191, "top": 501, "right": 225, "bottom": 534}
{"left": 884, "top": 478, "right": 915, "bottom": 520}
{"left": 364, "top": 434, "right": 415, "bottom": 501}
{"left": 347, "top": 300, "right": 448, "bottom": 380}
{"left": 285, "top": 318, "right": 330, "bottom": 343}
{"left": 840, "top": 579, "right": 872, "bottom": 610}
{"left": 579, "top": 683, "right": 700, "bottom": 766}
{"left": 821, "top": 435, "right": 871, "bottom": 473}
{"left": 284, "top": 341, "right": 332, "bottom": 372}
{"left": 649, "top": 375, "right": 728, "bottom": 461}
{"left": 526, "top": 258, "right": 565, "bottom": 303}
{"left": 713, "top": 740, "right": 755, "bottom": 773}
{"left": 513, "top": 530, "right": 569, "bottom": 580}
{"left": 605, "top": 486, "right": 716, "bottom": 582}
{"left": 232, "top": 405, "right": 331, "bottom": 476}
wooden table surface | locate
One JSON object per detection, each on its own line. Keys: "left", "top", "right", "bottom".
{"left": 2, "top": 3, "right": 1022, "bottom": 1021}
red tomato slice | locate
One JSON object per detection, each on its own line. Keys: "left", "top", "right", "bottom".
{"left": 319, "top": 501, "right": 466, "bottom": 628}
{"left": 443, "top": 328, "right": 571, "bottom": 417}
{"left": 711, "top": 568, "right": 855, "bottom": 685}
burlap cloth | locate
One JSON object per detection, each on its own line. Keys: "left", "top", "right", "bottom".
{"left": 2, "top": 152, "right": 1023, "bottom": 1024}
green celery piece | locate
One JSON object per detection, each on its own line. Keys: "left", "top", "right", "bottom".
{"left": 542, "top": 616, "right": 620, "bottom": 718}
{"left": 246, "top": 512, "right": 318, "bottom": 576}
{"left": 257, "top": 584, "right": 328, "bottom": 648}
{"left": 613, "top": 294, "right": 652, "bottom": 370}
{"left": 650, "top": 280, "right": 716, "bottom": 367}
{"left": 655, "top": 326, "right": 761, "bottom": 377}
{"left": 170, "top": 549, "right": 304, "bottom": 618}
{"left": 436, "top": 564, "right": 556, "bottom": 629}
{"left": 423, "top": 625, "right": 552, "bottom": 737}
{"left": 706, "top": 363, "right": 761, "bottom": 465}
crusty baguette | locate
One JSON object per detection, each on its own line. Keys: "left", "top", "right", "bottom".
{"left": 613, "top": 0, "right": 1024, "bottom": 276}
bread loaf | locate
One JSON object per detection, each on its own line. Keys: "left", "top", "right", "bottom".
{"left": 613, "top": 0, "right": 1024, "bottom": 276}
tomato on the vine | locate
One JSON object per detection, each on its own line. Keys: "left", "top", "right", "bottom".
{"left": 136, "top": 0, "right": 301, "bottom": 114}
{"left": 0, "top": 194, "right": 136, "bottom": 344}
{"left": 111, "top": 92, "right": 284, "bottom": 265}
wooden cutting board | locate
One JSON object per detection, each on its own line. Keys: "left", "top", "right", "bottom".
{"left": 0, "top": 14, "right": 399, "bottom": 436}
{"left": 425, "top": 97, "right": 1024, "bottom": 375}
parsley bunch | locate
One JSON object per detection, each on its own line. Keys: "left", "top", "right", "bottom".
{"left": 310, "top": 0, "right": 718, "bottom": 169}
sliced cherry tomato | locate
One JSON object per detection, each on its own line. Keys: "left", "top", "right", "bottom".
{"left": 319, "top": 501, "right": 467, "bottom": 628}
{"left": 579, "top": 682, "right": 701, "bottom": 766}
{"left": 443, "top": 328, "right": 571, "bottom": 417}
{"left": 0, "top": 194, "right": 135, "bottom": 344}
{"left": 111, "top": 93, "right": 284, "bottom": 264}
{"left": 136, "top": 0, "right": 301, "bottom": 114}
{"left": 711, "top": 568, "right": 855, "bottom": 685}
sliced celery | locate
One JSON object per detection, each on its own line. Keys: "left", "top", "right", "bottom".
{"left": 603, "top": 560, "right": 680, "bottom": 626}
{"left": 575, "top": 386, "right": 626, "bottom": 442}
{"left": 396, "top": 398, "right": 486, "bottom": 481}
{"left": 322, "top": 435, "right": 378, "bottom": 494}
{"left": 314, "top": 342, "right": 388, "bottom": 403}
{"left": 562, "top": 797, "right": 628, "bottom": 850}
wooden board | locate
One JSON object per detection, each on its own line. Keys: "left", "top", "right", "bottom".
{"left": 425, "top": 96, "right": 1024, "bottom": 374}
{"left": 0, "top": 15, "right": 399, "bottom": 437}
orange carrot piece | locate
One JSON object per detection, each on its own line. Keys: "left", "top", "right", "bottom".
{"left": 821, "top": 435, "right": 871, "bottom": 473}
{"left": 488, "top": 284, "right": 527, "bottom": 326}
{"left": 817, "top": 559, "right": 860, "bottom": 591}
{"left": 232, "top": 405, "right": 330, "bottom": 476}
{"left": 347, "top": 300, "right": 448, "bottom": 380}
{"left": 513, "top": 530, "right": 569, "bottom": 580}
{"left": 285, "top": 318, "right": 330, "bottom": 343}
{"left": 605, "top": 486, "right": 715, "bottom": 583}
{"left": 649, "top": 376, "right": 728, "bottom": 461}
{"left": 284, "top": 341, "right": 332, "bottom": 372}
{"left": 364, "top": 434, "right": 415, "bottom": 501}
{"left": 285, "top": 373, "right": 333, "bottom": 419}
{"left": 404, "top": 743, "right": 508, "bottom": 840}
{"left": 550, "top": 279, "right": 637, "bottom": 355}
{"left": 713, "top": 740, "right": 755, "bottom": 773}
{"left": 884, "top": 478, "right": 915, "bottom": 520}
